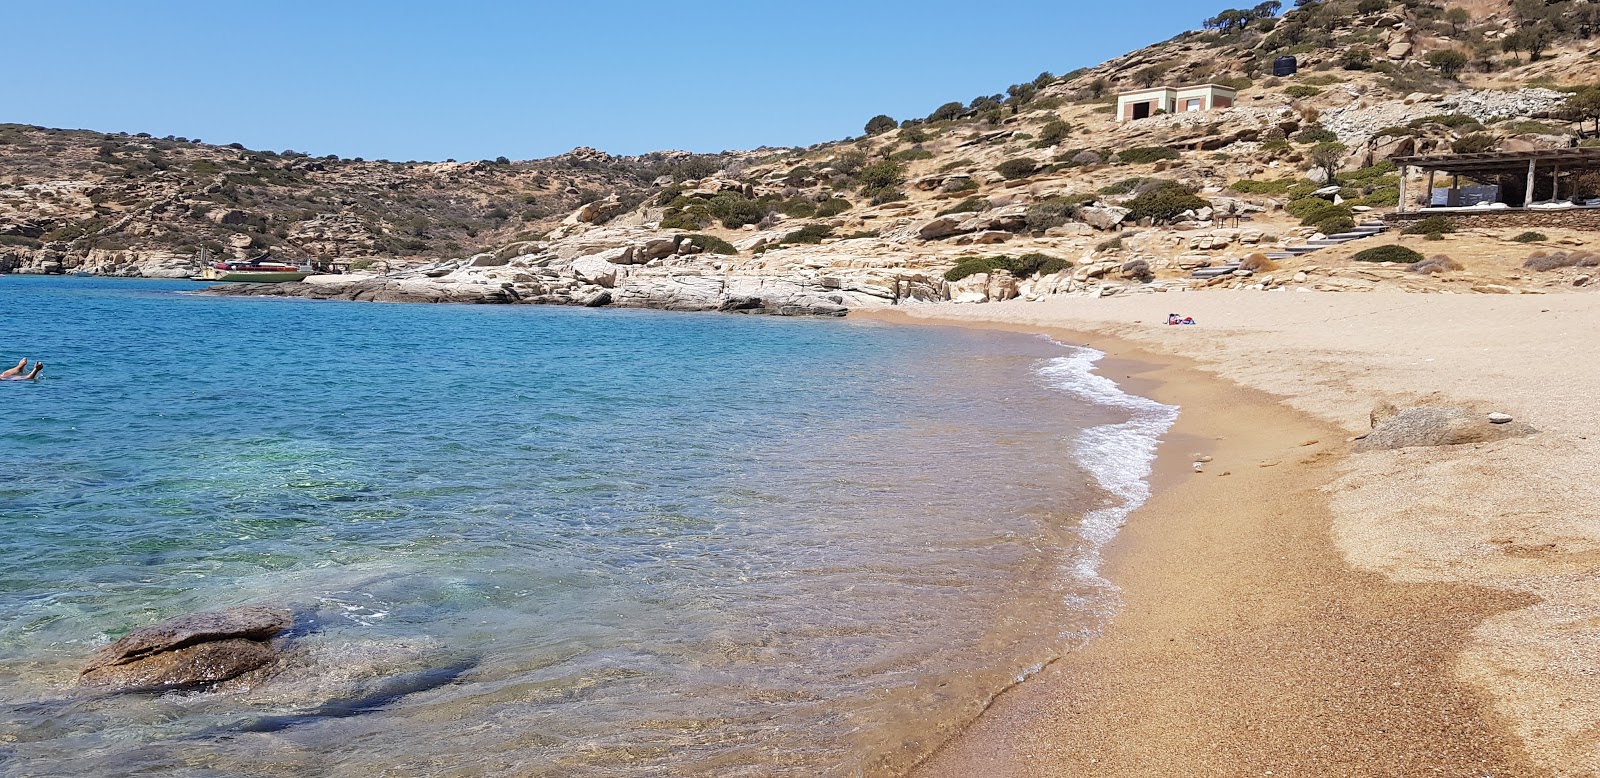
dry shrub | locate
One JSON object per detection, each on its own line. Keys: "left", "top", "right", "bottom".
{"left": 1239, "top": 253, "right": 1279, "bottom": 272}
{"left": 1408, "top": 254, "right": 1463, "bottom": 274}
{"left": 1524, "top": 251, "right": 1600, "bottom": 272}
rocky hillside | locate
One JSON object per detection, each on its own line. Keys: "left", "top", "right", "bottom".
{"left": 13, "top": 0, "right": 1600, "bottom": 310}
{"left": 0, "top": 129, "right": 744, "bottom": 276}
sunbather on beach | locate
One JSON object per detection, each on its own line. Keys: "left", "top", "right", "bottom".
{"left": 1, "top": 358, "right": 43, "bottom": 381}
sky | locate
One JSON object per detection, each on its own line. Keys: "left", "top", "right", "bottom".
{"left": 7, "top": 1, "right": 1206, "bottom": 161}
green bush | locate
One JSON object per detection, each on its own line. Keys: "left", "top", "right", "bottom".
{"left": 1033, "top": 119, "right": 1074, "bottom": 148}
{"left": 856, "top": 160, "right": 904, "bottom": 190}
{"left": 684, "top": 234, "right": 737, "bottom": 255}
{"left": 1408, "top": 114, "right": 1483, "bottom": 131}
{"left": 779, "top": 224, "right": 834, "bottom": 245}
{"left": 776, "top": 198, "right": 817, "bottom": 218}
{"left": 1312, "top": 214, "right": 1356, "bottom": 235}
{"left": 815, "top": 198, "right": 852, "bottom": 217}
{"left": 1124, "top": 181, "right": 1210, "bottom": 223}
{"left": 1096, "top": 236, "right": 1124, "bottom": 252}
{"left": 1024, "top": 196, "right": 1088, "bottom": 231}
{"left": 1402, "top": 216, "right": 1455, "bottom": 236}
{"left": 944, "top": 253, "right": 1071, "bottom": 282}
{"left": 889, "top": 147, "right": 935, "bottom": 163}
{"left": 864, "top": 186, "right": 907, "bottom": 205}
{"left": 901, "top": 127, "right": 932, "bottom": 144}
{"left": 1451, "top": 133, "right": 1498, "bottom": 154}
{"left": 708, "top": 193, "right": 767, "bottom": 229}
{"left": 661, "top": 210, "right": 710, "bottom": 231}
{"left": 944, "top": 177, "right": 979, "bottom": 193}
{"left": 995, "top": 158, "right": 1040, "bottom": 180}
{"left": 938, "top": 197, "right": 987, "bottom": 217}
{"left": 1228, "top": 178, "right": 1295, "bottom": 194}
{"left": 1353, "top": 245, "right": 1425, "bottom": 264}
{"left": 1284, "top": 85, "right": 1323, "bottom": 98}
{"left": 1292, "top": 126, "right": 1339, "bottom": 144}
{"left": 1511, "top": 231, "right": 1548, "bottom": 243}
{"left": 1373, "top": 125, "right": 1417, "bottom": 138}
{"left": 1099, "top": 176, "right": 1158, "bottom": 195}
{"left": 1117, "top": 146, "right": 1181, "bottom": 164}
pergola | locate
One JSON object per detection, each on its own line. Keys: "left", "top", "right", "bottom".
{"left": 1391, "top": 148, "right": 1600, "bottom": 213}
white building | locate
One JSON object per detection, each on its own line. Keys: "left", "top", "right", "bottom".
{"left": 1116, "top": 84, "right": 1237, "bottom": 122}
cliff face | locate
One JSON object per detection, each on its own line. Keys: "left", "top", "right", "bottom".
{"left": 11, "top": 0, "right": 1600, "bottom": 307}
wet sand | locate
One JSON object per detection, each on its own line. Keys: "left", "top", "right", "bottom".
{"left": 855, "top": 308, "right": 1552, "bottom": 776}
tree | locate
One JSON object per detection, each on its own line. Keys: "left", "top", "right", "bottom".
{"left": 1308, "top": 141, "right": 1348, "bottom": 184}
{"left": 1501, "top": 30, "right": 1530, "bottom": 63}
{"left": 1006, "top": 82, "right": 1039, "bottom": 105}
{"left": 1425, "top": 49, "right": 1469, "bottom": 79}
{"left": 1444, "top": 7, "right": 1471, "bottom": 34}
{"left": 927, "top": 102, "right": 966, "bottom": 122}
{"left": 864, "top": 115, "right": 897, "bottom": 135}
{"left": 1565, "top": 86, "right": 1600, "bottom": 136}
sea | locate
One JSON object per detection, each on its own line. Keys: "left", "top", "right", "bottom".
{"left": 0, "top": 276, "right": 1176, "bottom": 777}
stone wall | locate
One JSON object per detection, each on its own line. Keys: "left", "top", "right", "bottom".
{"left": 1390, "top": 209, "right": 1600, "bottom": 231}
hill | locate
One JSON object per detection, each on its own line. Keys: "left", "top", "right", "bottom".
{"left": 8, "top": 0, "right": 1600, "bottom": 308}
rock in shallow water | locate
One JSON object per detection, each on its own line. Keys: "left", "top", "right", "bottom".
{"left": 79, "top": 639, "right": 279, "bottom": 690}
{"left": 79, "top": 606, "right": 293, "bottom": 691}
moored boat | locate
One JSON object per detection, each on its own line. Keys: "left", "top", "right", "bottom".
{"left": 194, "top": 258, "right": 313, "bottom": 283}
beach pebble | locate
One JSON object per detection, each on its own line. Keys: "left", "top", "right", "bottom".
{"left": 1193, "top": 454, "right": 1213, "bottom": 463}
{"left": 1193, "top": 462, "right": 1205, "bottom": 472}
{"left": 1488, "top": 412, "right": 1514, "bottom": 424}
{"left": 1259, "top": 461, "right": 1280, "bottom": 468}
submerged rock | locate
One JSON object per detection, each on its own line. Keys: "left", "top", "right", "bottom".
{"left": 79, "top": 606, "right": 293, "bottom": 691}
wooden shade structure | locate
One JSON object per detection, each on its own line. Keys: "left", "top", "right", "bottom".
{"left": 1391, "top": 148, "right": 1600, "bottom": 213}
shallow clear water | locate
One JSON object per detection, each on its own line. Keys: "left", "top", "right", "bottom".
{"left": 0, "top": 277, "right": 1173, "bottom": 776}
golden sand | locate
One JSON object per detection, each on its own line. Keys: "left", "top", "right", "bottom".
{"left": 859, "top": 293, "right": 1593, "bottom": 776}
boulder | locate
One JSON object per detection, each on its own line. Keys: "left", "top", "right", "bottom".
{"left": 1078, "top": 206, "right": 1130, "bottom": 231}
{"left": 79, "top": 606, "right": 293, "bottom": 691}
{"left": 639, "top": 237, "right": 681, "bottom": 262}
{"left": 570, "top": 255, "right": 619, "bottom": 287}
{"left": 917, "top": 216, "right": 970, "bottom": 241}
{"left": 574, "top": 197, "right": 624, "bottom": 224}
{"left": 207, "top": 209, "right": 249, "bottom": 226}
{"left": 1354, "top": 405, "right": 1537, "bottom": 452}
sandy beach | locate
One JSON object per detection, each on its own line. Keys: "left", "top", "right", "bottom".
{"left": 862, "top": 290, "right": 1600, "bottom": 776}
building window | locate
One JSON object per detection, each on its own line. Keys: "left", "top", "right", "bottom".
{"left": 1185, "top": 98, "right": 1203, "bottom": 112}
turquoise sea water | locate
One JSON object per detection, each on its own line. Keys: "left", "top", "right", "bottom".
{"left": 0, "top": 277, "right": 1175, "bottom": 777}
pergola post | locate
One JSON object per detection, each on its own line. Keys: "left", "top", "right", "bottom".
{"left": 1426, "top": 170, "right": 1436, "bottom": 207}
{"left": 1554, "top": 165, "right": 1562, "bottom": 201}
{"left": 1398, "top": 164, "right": 1410, "bottom": 214}
{"left": 1525, "top": 159, "right": 1537, "bottom": 208}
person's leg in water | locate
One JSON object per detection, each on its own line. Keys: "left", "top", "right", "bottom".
{"left": 22, "top": 362, "right": 42, "bottom": 380}
{"left": 0, "top": 359, "right": 26, "bottom": 379}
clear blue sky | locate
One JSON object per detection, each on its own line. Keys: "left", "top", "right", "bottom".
{"left": 9, "top": 1, "right": 1206, "bottom": 161}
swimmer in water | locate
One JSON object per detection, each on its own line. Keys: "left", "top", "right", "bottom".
{"left": 1, "top": 358, "right": 43, "bottom": 381}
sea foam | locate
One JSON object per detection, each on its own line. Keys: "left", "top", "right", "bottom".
{"left": 1038, "top": 343, "right": 1180, "bottom": 586}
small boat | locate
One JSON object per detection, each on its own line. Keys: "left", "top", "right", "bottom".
{"left": 194, "top": 257, "right": 313, "bottom": 283}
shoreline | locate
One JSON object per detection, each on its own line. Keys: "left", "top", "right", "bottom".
{"left": 855, "top": 306, "right": 1549, "bottom": 776}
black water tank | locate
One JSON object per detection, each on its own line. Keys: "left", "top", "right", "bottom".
{"left": 1273, "top": 56, "right": 1299, "bottom": 77}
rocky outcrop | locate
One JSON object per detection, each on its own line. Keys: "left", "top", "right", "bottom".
{"left": 79, "top": 606, "right": 293, "bottom": 691}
